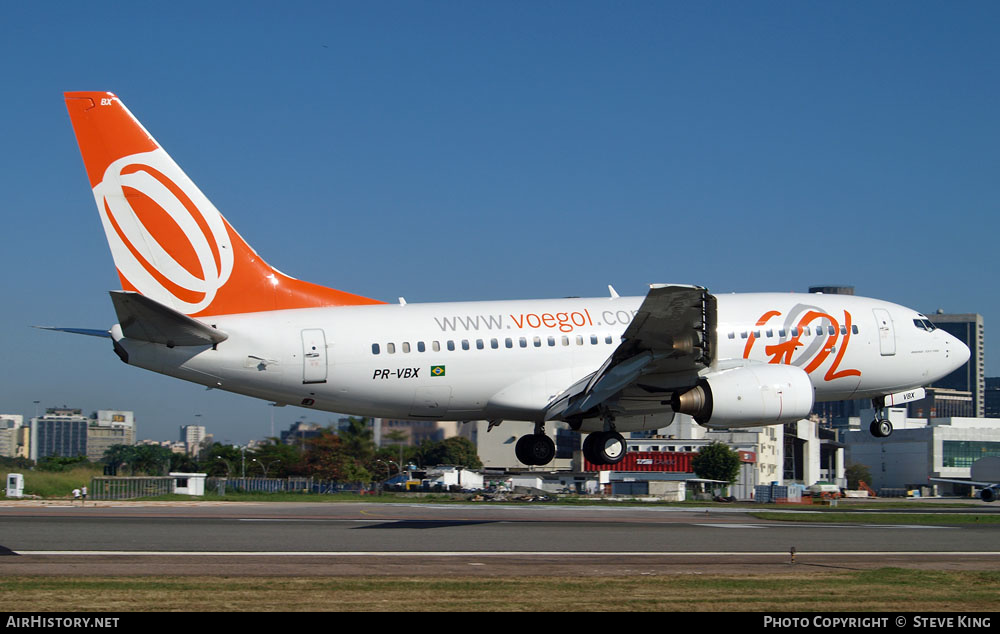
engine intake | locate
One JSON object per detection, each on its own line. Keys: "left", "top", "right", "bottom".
{"left": 672, "top": 364, "right": 814, "bottom": 427}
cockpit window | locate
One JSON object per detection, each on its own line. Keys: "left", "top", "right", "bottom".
{"left": 913, "top": 319, "right": 937, "bottom": 332}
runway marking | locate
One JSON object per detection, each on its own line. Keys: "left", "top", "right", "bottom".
{"left": 694, "top": 524, "right": 767, "bottom": 529}
{"left": 12, "top": 551, "right": 1000, "bottom": 557}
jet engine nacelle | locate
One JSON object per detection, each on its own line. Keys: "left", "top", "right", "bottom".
{"left": 672, "top": 364, "right": 815, "bottom": 427}
{"left": 981, "top": 487, "right": 997, "bottom": 503}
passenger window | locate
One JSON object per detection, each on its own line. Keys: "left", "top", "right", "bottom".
{"left": 462, "top": 340, "right": 470, "bottom": 351}
{"left": 852, "top": 325, "right": 859, "bottom": 334}
{"left": 519, "top": 337, "right": 527, "bottom": 348}
{"left": 505, "top": 338, "right": 513, "bottom": 348}
{"left": 591, "top": 335, "right": 598, "bottom": 345}
{"left": 402, "top": 342, "right": 411, "bottom": 353}
{"left": 547, "top": 337, "right": 556, "bottom": 346}
{"left": 387, "top": 343, "right": 396, "bottom": 354}
{"left": 417, "top": 341, "right": 426, "bottom": 353}
{"left": 432, "top": 341, "right": 441, "bottom": 352}
{"left": 728, "top": 332, "right": 735, "bottom": 339}
{"left": 840, "top": 325, "right": 847, "bottom": 335}
{"left": 576, "top": 336, "right": 584, "bottom": 345}
{"left": 605, "top": 335, "right": 613, "bottom": 344}
{"left": 447, "top": 341, "right": 455, "bottom": 351}
{"left": 476, "top": 339, "right": 484, "bottom": 350}
{"left": 533, "top": 337, "right": 541, "bottom": 347}
{"left": 372, "top": 343, "right": 380, "bottom": 355}
{"left": 491, "top": 338, "right": 499, "bottom": 349}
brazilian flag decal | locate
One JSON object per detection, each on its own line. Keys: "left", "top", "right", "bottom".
{"left": 430, "top": 365, "right": 446, "bottom": 377}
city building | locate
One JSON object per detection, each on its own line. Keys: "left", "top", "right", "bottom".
{"left": 0, "top": 415, "right": 25, "bottom": 458}
{"left": 986, "top": 377, "right": 1000, "bottom": 418}
{"left": 925, "top": 312, "right": 985, "bottom": 417}
{"left": 280, "top": 421, "right": 324, "bottom": 447}
{"left": 907, "top": 387, "right": 975, "bottom": 419}
{"left": 180, "top": 425, "right": 208, "bottom": 456}
{"left": 375, "top": 419, "right": 460, "bottom": 447}
{"left": 86, "top": 410, "right": 136, "bottom": 461}
{"left": 844, "top": 416, "right": 1000, "bottom": 494}
{"left": 29, "top": 408, "right": 89, "bottom": 461}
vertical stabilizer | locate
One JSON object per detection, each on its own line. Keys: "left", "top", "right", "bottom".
{"left": 64, "top": 92, "right": 384, "bottom": 316}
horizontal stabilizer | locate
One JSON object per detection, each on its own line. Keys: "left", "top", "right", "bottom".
{"left": 110, "top": 291, "right": 228, "bottom": 347}
{"left": 33, "top": 326, "right": 112, "bottom": 338}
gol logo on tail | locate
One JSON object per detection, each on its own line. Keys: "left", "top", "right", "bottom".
{"left": 94, "top": 149, "right": 234, "bottom": 314}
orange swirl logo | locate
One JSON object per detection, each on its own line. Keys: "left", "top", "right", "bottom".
{"left": 93, "top": 149, "right": 234, "bottom": 314}
{"left": 743, "top": 304, "right": 861, "bottom": 382}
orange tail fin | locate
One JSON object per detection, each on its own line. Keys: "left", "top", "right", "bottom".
{"left": 64, "top": 92, "right": 384, "bottom": 317}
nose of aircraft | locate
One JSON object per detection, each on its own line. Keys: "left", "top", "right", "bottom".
{"left": 944, "top": 332, "right": 971, "bottom": 374}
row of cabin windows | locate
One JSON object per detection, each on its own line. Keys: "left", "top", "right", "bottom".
{"left": 372, "top": 334, "right": 616, "bottom": 355}
{"left": 726, "top": 324, "right": 859, "bottom": 340}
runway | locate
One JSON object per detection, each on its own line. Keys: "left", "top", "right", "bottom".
{"left": 2, "top": 500, "right": 999, "bottom": 576}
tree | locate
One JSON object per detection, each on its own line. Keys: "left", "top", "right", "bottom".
{"left": 129, "top": 445, "right": 173, "bottom": 476}
{"left": 692, "top": 441, "right": 741, "bottom": 484}
{"left": 302, "top": 431, "right": 371, "bottom": 482}
{"left": 415, "top": 437, "right": 483, "bottom": 469}
{"left": 201, "top": 443, "right": 245, "bottom": 477}
{"left": 845, "top": 463, "right": 872, "bottom": 489}
{"left": 247, "top": 441, "right": 304, "bottom": 478}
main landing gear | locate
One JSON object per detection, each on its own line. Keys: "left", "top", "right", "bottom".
{"left": 583, "top": 430, "right": 628, "bottom": 465}
{"left": 514, "top": 423, "right": 555, "bottom": 466}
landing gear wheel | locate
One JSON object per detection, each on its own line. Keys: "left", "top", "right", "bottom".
{"left": 586, "top": 431, "right": 627, "bottom": 465}
{"left": 515, "top": 434, "right": 555, "bottom": 466}
{"left": 869, "top": 419, "right": 893, "bottom": 438}
{"left": 582, "top": 432, "right": 597, "bottom": 464}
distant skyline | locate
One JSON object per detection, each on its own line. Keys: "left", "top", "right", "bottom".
{"left": 2, "top": 3, "right": 997, "bottom": 443}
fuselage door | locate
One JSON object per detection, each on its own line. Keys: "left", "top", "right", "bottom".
{"left": 301, "top": 329, "right": 328, "bottom": 384}
{"left": 872, "top": 309, "right": 896, "bottom": 356}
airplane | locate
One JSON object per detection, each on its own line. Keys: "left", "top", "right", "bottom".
{"left": 54, "top": 91, "right": 971, "bottom": 467}
{"left": 931, "top": 456, "right": 1000, "bottom": 503}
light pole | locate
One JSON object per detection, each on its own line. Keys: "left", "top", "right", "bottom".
{"left": 252, "top": 458, "right": 280, "bottom": 478}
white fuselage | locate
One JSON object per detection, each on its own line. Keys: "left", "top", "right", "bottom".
{"left": 113, "top": 292, "right": 969, "bottom": 432}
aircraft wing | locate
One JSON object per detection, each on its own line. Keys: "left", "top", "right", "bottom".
{"left": 929, "top": 477, "right": 999, "bottom": 488}
{"left": 545, "top": 284, "right": 716, "bottom": 420}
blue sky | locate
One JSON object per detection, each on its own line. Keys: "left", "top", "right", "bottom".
{"left": 2, "top": 2, "right": 997, "bottom": 444}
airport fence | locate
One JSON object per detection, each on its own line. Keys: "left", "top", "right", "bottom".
{"left": 90, "top": 476, "right": 175, "bottom": 500}
{"left": 207, "top": 477, "right": 375, "bottom": 495}
{"left": 87, "top": 475, "right": 378, "bottom": 499}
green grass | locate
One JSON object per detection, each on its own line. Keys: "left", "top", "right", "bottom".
{"left": 20, "top": 465, "right": 104, "bottom": 498}
{"left": 4, "top": 569, "right": 1000, "bottom": 611}
{"left": 751, "top": 511, "right": 1000, "bottom": 525}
